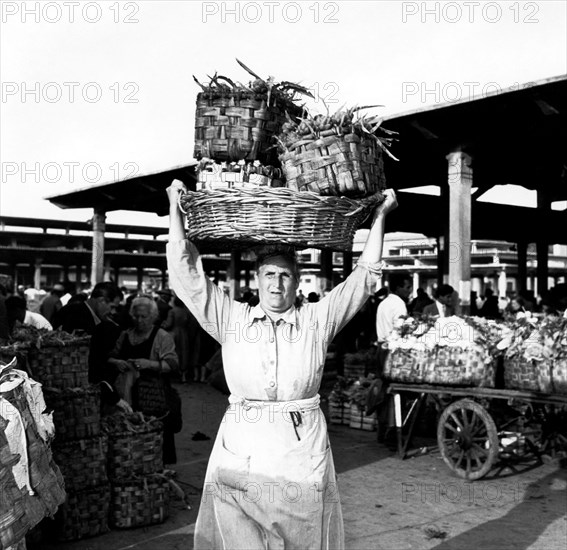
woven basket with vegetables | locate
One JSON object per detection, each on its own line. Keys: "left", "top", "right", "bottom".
{"left": 193, "top": 59, "right": 309, "bottom": 165}
{"left": 277, "top": 106, "right": 395, "bottom": 197}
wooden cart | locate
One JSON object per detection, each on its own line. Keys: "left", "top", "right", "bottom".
{"left": 388, "top": 383, "right": 567, "bottom": 480}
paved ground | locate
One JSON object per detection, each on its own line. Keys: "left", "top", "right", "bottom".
{"left": 36, "top": 380, "right": 567, "bottom": 550}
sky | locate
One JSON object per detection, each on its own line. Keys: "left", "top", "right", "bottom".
{"left": 0, "top": 0, "right": 566, "bottom": 229}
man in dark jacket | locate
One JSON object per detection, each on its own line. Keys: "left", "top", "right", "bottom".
{"left": 54, "top": 282, "right": 119, "bottom": 335}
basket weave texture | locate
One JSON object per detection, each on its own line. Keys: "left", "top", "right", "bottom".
{"left": 279, "top": 133, "right": 386, "bottom": 197}
{"left": 53, "top": 484, "right": 110, "bottom": 541}
{"left": 26, "top": 340, "right": 90, "bottom": 389}
{"left": 103, "top": 416, "right": 164, "bottom": 480}
{"left": 553, "top": 356, "right": 567, "bottom": 395}
{"left": 503, "top": 357, "right": 548, "bottom": 392}
{"left": 44, "top": 386, "right": 101, "bottom": 442}
{"left": 109, "top": 474, "right": 170, "bottom": 529}
{"left": 384, "top": 346, "right": 495, "bottom": 387}
{"left": 0, "top": 499, "right": 28, "bottom": 550}
{"left": 52, "top": 435, "right": 108, "bottom": 492}
{"left": 179, "top": 188, "right": 381, "bottom": 251}
{"left": 194, "top": 91, "right": 301, "bottom": 164}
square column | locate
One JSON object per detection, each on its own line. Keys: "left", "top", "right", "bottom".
{"left": 446, "top": 151, "right": 472, "bottom": 311}
{"left": 90, "top": 209, "right": 106, "bottom": 286}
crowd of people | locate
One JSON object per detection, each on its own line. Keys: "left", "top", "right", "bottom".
{"left": 0, "top": 278, "right": 221, "bottom": 466}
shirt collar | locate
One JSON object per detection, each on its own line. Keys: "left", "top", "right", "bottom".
{"left": 249, "top": 304, "right": 298, "bottom": 326}
{"left": 85, "top": 301, "right": 101, "bottom": 325}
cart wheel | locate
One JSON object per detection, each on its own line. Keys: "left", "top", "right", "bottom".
{"left": 437, "top": 398, "right": 499, "bottom": 480}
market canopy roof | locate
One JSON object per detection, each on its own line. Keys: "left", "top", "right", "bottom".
{"left": 46, "top": 163, "right": 197, "bottom": 216}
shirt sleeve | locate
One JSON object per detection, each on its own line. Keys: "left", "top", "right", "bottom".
{"left": 151, "top": 329, "right": 179, "bottom": 371}
{"left": 314, "top": 266, "right": 380, "bottom": 344}
{"left": 166, "top": 239, "right": 233, "bottom": 344}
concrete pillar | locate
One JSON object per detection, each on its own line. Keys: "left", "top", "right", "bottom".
{"left": 114, "top": 267, "right": 121, "bottom": 285}
{"left": 90, "top": 209, "right": 106, "bottom": 285}
{"left": 471, "top": 277, "right": 482, "bottom": 294}
{"left": 516, "top": 241, "right": 527, "bottom": 293}
{"left": 75, "top": 265, "right": 83, "bottom": 292}
{"left": 161, "top": 269, "right": 167, "bottom": 290}
{"left": 446, "top": 151, "right": 472, "bottom": 308}
{"left": 33, "top": 258, "right": 42, "bottom": 289}
{"left": 137, "top": 267, "right": 144, "bottom": 291}
{"left": 320, "top": 250, "right": 333, "bottom": 291}
{"left": 498, "top": 269, "right": 507, "bottom": 298}
{"left": 228, "top": 251, "right": 241, "bottom": 300}
{"left": 536, "top": 190, "right": 550, "bottom": 294}
{"left": 412, "top": 271, "right": 420, "bottom": 297}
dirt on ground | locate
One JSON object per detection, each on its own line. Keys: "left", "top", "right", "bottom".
{"left": 35, "top": 380, "right": 567, "bottom": 550}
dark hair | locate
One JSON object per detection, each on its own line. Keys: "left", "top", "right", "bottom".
{"left": 5, "top": 295, "right": 26, "bottom": 311}
{"left": 255, "top": 246, "right": 299, "bottom": 280}
{"left": 436, "top": 284, "right": 454, "bottom": 298}
{"left": 91, "top": 282, "right": 119, "bottom": 301}
{"left": 388, "top": 273, "right": 412, "bottom": 292}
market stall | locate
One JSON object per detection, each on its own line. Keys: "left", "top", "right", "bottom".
{"left": 382, "top": 314, "right": 567, "bottom": 480}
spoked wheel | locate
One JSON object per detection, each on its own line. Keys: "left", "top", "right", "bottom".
{"left": 437, "top": 398, "right": 499, "bottom": 480}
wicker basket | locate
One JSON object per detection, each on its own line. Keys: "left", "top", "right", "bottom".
{"left": 503, "top": 357, "right": 549, "bottom": 392}
{"left": 553, "top": 356, "right": 567, "bottom": 395}
{"left": 349, "top": 404, "right": 376, "bottom": 431}
{"left": 52, "top": 484, "right": 110, "bottom": 542}
{"left": 26, "top": 339, "right": 90, "bottom": 390}
{"left": 109, "top": 474, "right": 170, "bottom": 529}
{"left": 44, "top": 386, "right": 100, "bottom": 442}
{"left": 385, "top": 346, "right": 495, "bottom": 387}
{"left": 179, "top": 187, "right": 381, "bottom": 251}
{"left": 0, "top": 500, "right": 29, "bottom": 550}
{"left": 52, "top": 435, "right": 108, "bottom": 492}
{"left": 104, "top": 418, "right": 164, "bottom": 480}
{"left": 279, "top": 133, "right": 386, "bottom": 198}
{"left": 194, "top": 90, "right": 302, "bottom": 165}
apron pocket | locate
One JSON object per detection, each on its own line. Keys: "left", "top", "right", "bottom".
{"left": 216, "top": 438, "right": 250, "bottom": 491}
{"left": 309, "top": 444, "right": 331, "bottom": 492}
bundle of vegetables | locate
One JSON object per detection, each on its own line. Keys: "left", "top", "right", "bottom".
{"left": 101, "top": 411, "right": 163, "bottom": 436}
{"left": 193, "top": 59, "right": 312, "bottom": 164}
{"left": 276, "top": 105, "right": 397, "bottom": 197}
{"left": 349, "top": 374, "right": 376, "bottom": 411}
{"left": 328, "top": 376, "right": 351, "bottom": 406}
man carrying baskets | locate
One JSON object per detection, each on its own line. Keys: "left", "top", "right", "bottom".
{"left": 166, "top": 179, "right": 397, "bottom": 549}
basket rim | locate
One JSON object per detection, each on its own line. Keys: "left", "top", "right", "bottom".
{"left": 178, "top": 187, "right": 382, "bottom": 211}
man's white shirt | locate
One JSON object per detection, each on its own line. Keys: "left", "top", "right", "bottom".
{"left": 376, "top": 293, "right": 407, "bottom": 342}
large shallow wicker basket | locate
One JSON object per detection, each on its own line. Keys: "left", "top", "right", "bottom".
{"left": 194, "top": 90, "right": 302, "bottom": 165}
{"left": 179, "top": 187, "right": 381, "bottom": 251}
{"left": 279, "top": 132, "right": 386, "bottom": 197}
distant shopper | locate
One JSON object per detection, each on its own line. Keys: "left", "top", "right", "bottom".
{"left": 479, "top": 288, "right": 500, "bottom": 319}
{"left": 408, "top": 287, "right": 433, "bottom": 315}
{"left": 5, "top": 296, "right": 53, "bottom": 331}
{"left": 423, "top": 284, "right": 455, "bottom": 317}
{"left": 54, "top": 282, "right": 120, "bottom": 335}
{"left": 40, "top": 283, "right": 65, "bottom": 323}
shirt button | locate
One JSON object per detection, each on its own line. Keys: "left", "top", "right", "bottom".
{"left": 269, "top": 381, "right": 275, "bottom": 387}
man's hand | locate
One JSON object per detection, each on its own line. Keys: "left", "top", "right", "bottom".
{"left": 167, "top": 179, "right": 188, "bottom": 206}
{"left": 373, "top": 189, "right": 398, "bottom": 220}
{"left": 112, "top": 359, "right": 132, "bottom": 373}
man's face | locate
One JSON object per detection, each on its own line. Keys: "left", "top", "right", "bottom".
{"left": 438, "top": 293, "right": 453, "bottom": 306}
{"left": 92, "top": 295, "right": 113, "bottom": 321}
{"left": 256, "top": 255, "right": 299, "bottom": 315}
{"left": 395, "top": 281, "right": 413, "bottom": 301}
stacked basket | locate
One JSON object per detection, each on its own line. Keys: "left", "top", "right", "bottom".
{"left": 30, "top": 337, "right": 111, "bottom": 542}
{"left": 180, "top": 61, "right": 390, "bottom": 251}
{"left": 102, "top": 412, "right": 170, "bottom": 529}
{"left": 0, "top": 359, "right": 66, "bottom": 550}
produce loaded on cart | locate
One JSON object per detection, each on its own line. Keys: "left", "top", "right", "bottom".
{"left": 382, "top": 314, "right": 567, "bottom": 480}
{"left": 180, "top": 59, "right": 395, "bottom": 251}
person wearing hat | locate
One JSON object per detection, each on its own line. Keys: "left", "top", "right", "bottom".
{"left": 166, "top": 179, "right": 398, "bottom": 550}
